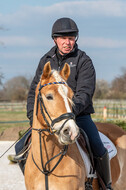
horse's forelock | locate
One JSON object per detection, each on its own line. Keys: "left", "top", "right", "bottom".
{"left": 51, "top": 70, "right": 63, "bottom": 82}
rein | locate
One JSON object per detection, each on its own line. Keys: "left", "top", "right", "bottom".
{"left": 32, "top": 81, "right": 75, "bottom": 190}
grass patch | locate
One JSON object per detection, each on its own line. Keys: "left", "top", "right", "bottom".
{"left": 0, "top": 110, "right": 29, "bottom": 133}
{"left": 0, "top": 110, "right": 27, "bottom": 121}
{"left": 108, "top": 120, "right": 126, "bottom": 131}
{"left": 0, "top": 110, "right": 126, "bottom": 134}
{"left": 92, "top": 115, "right": 126, "bottom": 131}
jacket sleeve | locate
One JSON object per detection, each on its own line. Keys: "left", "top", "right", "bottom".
{"left": 27, "top": 58, "right": 45, "bottom": 126}
{"left": 72, "top": 53, "right": 96, "bottom": 116}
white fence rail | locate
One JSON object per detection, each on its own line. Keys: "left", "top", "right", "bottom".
{"left": 0, "top": 102, "right": 26, "bottom": 111}
{"left": 0, "top": 100, "right": 126, "bottom": 120}
{"left": 93, "top": 99, "right": 126, "bottom": 120}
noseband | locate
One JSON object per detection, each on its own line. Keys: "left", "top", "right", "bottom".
{"left": 36, "top": 81, "right": 75, "bottom": 134}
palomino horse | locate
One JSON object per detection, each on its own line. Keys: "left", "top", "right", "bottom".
{"left": 25, "top": 62, "right": 126, "bottom": 190}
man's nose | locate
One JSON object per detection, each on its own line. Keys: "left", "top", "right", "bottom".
{"left": 65, "top": 39, "right": 70, "bottom": 44}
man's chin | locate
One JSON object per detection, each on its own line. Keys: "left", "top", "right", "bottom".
{"left": 63, "top": 50, "right": 71, "bottom": 54}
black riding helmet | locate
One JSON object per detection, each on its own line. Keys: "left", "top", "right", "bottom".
{"left": 52, "top": 17, "right": 79, "bottom": 41}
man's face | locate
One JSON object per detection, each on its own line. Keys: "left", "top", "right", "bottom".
{"left": 54, "top": 36, "right": 76, "bottom": 55}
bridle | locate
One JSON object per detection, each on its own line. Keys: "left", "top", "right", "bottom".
{"left": 32, "top": 81, "right": 76, "bottom": 190}
{"left": 36, "top": 81, "right": 75, "bottom": 134}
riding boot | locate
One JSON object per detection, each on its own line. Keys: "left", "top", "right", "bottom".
{"left": 95, "top": 149, "right": 113, "bottom": 190}
{"left": 8, "top": 129, "right": 31, "bottom": 174}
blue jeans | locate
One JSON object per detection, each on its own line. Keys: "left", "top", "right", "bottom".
{"left": 76, "top": 115, "right": 106, "bottom": 157}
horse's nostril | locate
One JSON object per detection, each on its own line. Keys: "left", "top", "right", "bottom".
{"left": 63, "top": 128, "right": 70, "bottom": 136}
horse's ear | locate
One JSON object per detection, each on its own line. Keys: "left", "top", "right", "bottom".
{"left": 42, "top": 61, "right": 51, "bottom": 80}
{"left": 60, "top": 63, "right": 70, "bottom": 81}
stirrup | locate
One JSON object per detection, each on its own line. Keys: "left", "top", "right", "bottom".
{"left": 85, "top": 178, "right": 93, "bottom": 190}
{"left": 106, "top": 183, "right": 113, "bottom": 190}
{"left": 8, "top": 153, "right": 25, "bottom": 163}
{"left": 99, "top": 186, "right": 113, "bottom": 190}
{"left": 8, "top": 143, "right": 31, "bottom": 163}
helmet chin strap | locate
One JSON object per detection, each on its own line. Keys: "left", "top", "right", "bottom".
{"left": 75, "top": 34, "right": 79, "bottom": 43}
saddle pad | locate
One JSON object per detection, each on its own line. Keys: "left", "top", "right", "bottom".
{"left": 76, "top": 140, "right": 96, "bottom": 178}
{"left": 99, "top": 131, "right": 117, "bottom": 160}
{"left": 76, "top": 131, "right": 117, "bottom": 178}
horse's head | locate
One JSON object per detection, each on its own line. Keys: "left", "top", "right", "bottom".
{"left": 36, "top": 61, "right": 79, "bottom": 145}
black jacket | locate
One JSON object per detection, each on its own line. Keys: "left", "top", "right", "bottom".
{"left": 27, "top": 44, "right": 96, "bottom": 125}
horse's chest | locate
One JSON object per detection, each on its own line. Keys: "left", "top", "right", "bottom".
{"left": 35, "top": 182, "right": 61, "bottom": 190}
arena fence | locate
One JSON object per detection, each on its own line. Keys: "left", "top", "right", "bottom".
{"left": 0, "top": 101, "right": 26, "bottom": 112}
{"left": 93, "top": 99, "right": 126, "bottom": 120}
{"left": 0, "top": 100, "right": 126, "bottom": 123}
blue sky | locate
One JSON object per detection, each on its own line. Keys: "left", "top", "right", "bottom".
{"left": 0, "top": 0, "right": 126, "bottom": 83}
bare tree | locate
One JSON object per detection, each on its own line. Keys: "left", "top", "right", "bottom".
{"left": 3, "top": 76, "right": 32, "bottom": 101}
{"left": 109, "top": 68, "right": 126, "bottom": 99}
{"left": 94, "top": 79, "right": 110, "bottom": 99}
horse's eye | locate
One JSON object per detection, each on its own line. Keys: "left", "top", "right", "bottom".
{"left": 46, "top": 94, "right": 53, "bottom": 100}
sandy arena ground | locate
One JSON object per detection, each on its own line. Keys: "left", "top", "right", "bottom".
{"left": 0, "top": 141, "right": 26, "bottom": 190}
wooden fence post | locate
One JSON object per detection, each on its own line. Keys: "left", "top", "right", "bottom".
{"left": 103, "top": 106, "right": 107, "bottom": 121}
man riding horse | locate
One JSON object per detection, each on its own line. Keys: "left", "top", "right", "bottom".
{"left": 9, "top": 17, "right": 112, "bottom": 189}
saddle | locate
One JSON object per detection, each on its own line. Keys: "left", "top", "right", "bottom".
{"left": 77, "top": 128, "right": 117, "bottom": 190}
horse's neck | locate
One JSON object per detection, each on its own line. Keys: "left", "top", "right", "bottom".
{"left": 31, "top": 93, "right": 63, "bottom": 168}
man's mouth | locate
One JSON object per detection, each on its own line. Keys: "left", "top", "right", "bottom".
{"left": 64, "top": 47, "right": 71, "bottom": 50}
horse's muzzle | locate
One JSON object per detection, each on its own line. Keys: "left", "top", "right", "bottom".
{"left": 59, "top": 125, "right": 80, "bottom": 145}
